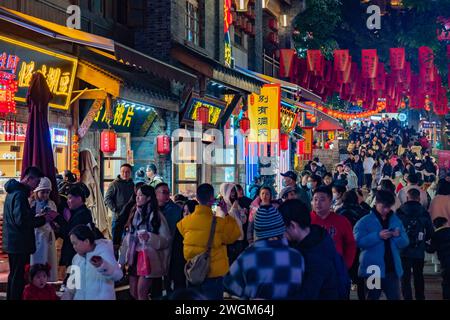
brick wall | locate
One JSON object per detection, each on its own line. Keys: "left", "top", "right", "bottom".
{"left": 134, "top": 0, "right": 172, "bottom": 62}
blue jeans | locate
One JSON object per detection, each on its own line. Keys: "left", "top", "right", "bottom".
{"left": 190, "top": 277, "right": 224, "bottom": 300}
{"left": 366, "top": 272, "right": 401, "bottom": 300}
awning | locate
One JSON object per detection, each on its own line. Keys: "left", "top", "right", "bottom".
{"left": 315, "top": 120, "right": 344, "bottom": 131}
{"left": 0, "top": 6, "right": 197, "bottom": 86}
{"left": 234, "top": 66, "right": 323, "bottom": 104}
{"left": 171, "top": 44, "right": 264, "bottom": 94}
{"left": 77, "top": 48, "right": 180, "bottom": 111}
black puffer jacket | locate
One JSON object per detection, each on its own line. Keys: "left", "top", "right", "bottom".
{"left": 428, "top": 227, "right": 450, "bottom": 269}
{"left": 336, "top": 203, "right": 369, "bottom": 227}
{"left": 54, "top": 204, "right": 93, "bottom": 266}
{"left": 397, "top": 201, "right": 434, "bottom": 259}
{"left": 2, "top": 179, "right": 45, "bottom": 254}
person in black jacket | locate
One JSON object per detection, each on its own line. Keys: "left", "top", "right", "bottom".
{"left": 336, "top": 190, "right": 369, "bottom": 300}
{"left": 2, "top": 167, "right": 48, "bottom": 300}
{"left": 428, "top": 217, "right": 450, "bottom": 300}
{"left": 279, "top": 199, "right": 344, "bottom": 300}
{"left": 104, "top": 163, "right": 134, "bottom": 238}
{"left": 53, "top": 183, "right": 93, "bottom": 270}
{"left": 396, "top": 188, "right": 434, "bottom": 300}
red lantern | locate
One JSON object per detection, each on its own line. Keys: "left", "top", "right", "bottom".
{"left": 157, "top": 135, "right": 171, "bottom": 155}
{"left": 280, "top": 133, "right": 289, "bottom": 151}
{"left": 196, "top": 105, "right": 210, "bottom": 125}
{"left": 239, "top": 116, "right": 250, "bottom": 134}
{"left": 297, "top": 140, "right": 305, "bottom": 155}
{"left": 101, "top": 129, "right": 117, "bottom": 153}
{"left": 310, "top": 116, "right": 317, "bottom": 123}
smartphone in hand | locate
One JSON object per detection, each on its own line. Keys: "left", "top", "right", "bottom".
{"left": 90, "top": 255, "right": 102, "bottom": 266}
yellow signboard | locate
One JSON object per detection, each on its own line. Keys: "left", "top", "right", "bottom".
{"left": 190, "top": 99, "right": 222, "bottom": 126}
{"left": 303, "top": 127, "right": 313, "bottom": 155}
{"left": 248, "top": 84, "right": 281, "bottom": 143}
{"left": 0, "top": 35, "right": 77, "bottom": 110}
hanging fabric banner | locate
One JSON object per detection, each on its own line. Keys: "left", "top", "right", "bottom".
{"left": 419, "top": 46, "right": 434, "bottom": 71}
{"left": 248, "top": 84, "right": 281, "bottom": 144}
{"left": 307, "top": 50, "right": 322, "bottom": 73}
{"left": 390, "top": 48, "right": 405, "bottom": 71}
{"left": 333, "top": 49, "right": 350, "bottom": 72}
{"left": 361, "top": 49, "right": 378, "bottom": 79}
{"left": 279, "top": 49, "right": 296, "bottom": 78}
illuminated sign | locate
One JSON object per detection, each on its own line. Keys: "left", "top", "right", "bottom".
{"left": 0, "top": 35, "right": 77, "bottom": 110}
{"left": 94, "top": 102, "right": 135, "bottom": 128}
{"left": 51, "top": 128, "right": 69, "bottom": 146}
{"left": 224, "top": 0, "right": 233, "bottom": 67}
{"left": 248, "top": 84, "right": 281, "bottom": 143}
{"left": 182, "top": 93, "right": 226, "bottom": 127}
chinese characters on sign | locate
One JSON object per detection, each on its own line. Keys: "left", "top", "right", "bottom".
{"left": 224, "top": 0, "right": 233, "bottom": 67}
{"left": 248, "top": 84, "right": 281, "bottom": 143}
{"left": 302, "top": 127, "right": 313, "bottom": 155}
{"left": 94, "top": 102, "right": 135, "bottom": 128}
{"left": 0, "top": 35, "right": 77, "bottom": 110}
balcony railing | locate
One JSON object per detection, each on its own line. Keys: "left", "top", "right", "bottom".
{"left": 263, "top": 50, "right": 280, "bottom": 78}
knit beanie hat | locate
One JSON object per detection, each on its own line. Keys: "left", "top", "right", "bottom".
{"left": 254, "top": 205, "right": 286, "bottom": 240}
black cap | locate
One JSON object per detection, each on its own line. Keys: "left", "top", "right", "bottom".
{"left": 281, "top": 170, "right": 297, "bottom": 181}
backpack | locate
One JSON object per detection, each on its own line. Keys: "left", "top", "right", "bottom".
{"left": 404, "top": 217, "right": 426, "bottom": 248}
{"left": 333, "top": 252, "right": 351, "bottom": 300}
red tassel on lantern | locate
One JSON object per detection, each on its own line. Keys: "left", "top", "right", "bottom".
{"left": 280, "top": 133, "right": 289, "bottom": 151}
{"left": 157, "top": 135, "right": 171, "bottom": 155}
{"left": 101, "top": 129, "right": 117, "bottom": 153}
{"left": 196, "top": 105, "right": 210, "bottom": 125}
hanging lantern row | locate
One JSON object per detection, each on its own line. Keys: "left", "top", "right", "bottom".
{"left": 304, "top": 101, "right": 386, "bottom": 121}
{"left": 71, "top": 134, "right": 80, "bottom": 179}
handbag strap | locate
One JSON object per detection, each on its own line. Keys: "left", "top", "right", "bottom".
{"left": 205, "top": 215, "right": 217, "bottom": 255}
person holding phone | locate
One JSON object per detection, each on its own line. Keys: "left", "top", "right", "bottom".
{"left": 61, "top": 223, "right": 122, "bottom": 300}
{"left": 354, "top": 190, "right": 409, "bottom": 300}
{"left": 30, "top": 177, "right": 59, "bottom": 282}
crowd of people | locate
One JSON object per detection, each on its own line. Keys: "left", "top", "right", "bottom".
{"left": 2, "top": 118, "right": 450, "bottom": 301}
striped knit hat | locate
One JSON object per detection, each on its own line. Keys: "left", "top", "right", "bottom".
{"left": 254, "top": 205, "right": 286, "bottom": 240}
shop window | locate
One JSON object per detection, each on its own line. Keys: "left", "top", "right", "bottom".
{"left": 186, "top": 0, "right": 201, "bottom": 46}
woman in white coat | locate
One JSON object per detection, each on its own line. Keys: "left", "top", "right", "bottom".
{"left": 61, "top": 223, "right": 122, "bottom": 300}
{"left": 30, "top": 177, "right": 58, "bottom": 282}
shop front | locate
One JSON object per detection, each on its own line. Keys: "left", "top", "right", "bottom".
{"left": 0, "top": 33, "right": 75, "bottom": 191}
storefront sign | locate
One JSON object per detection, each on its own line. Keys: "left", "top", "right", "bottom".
{"left": 51, "top": 128, "right": 69, "bottom": 146}
{"left": 183, "top": 94, "right": 225, "bottom": 127}
{"left": 0, "top": 35, "right": 77, "bottom": 110}
{"left": 280, "top": 106, "right": 298, "bottom": 133}
{"left": 78, "top": 98, "right": 104, "bottom": 138}
{"left": 302, "top": 127, "right": 313, "bottom": 155}
{"left": 224, "top": 0, "right": 233, "bottom": 67}
{"left": 248, "top": 84, "right": 281, "bottom": 143}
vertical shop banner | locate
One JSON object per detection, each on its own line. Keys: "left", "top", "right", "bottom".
{"left": 248, "top": 84, "right": 281, "bottom": 145}
{"left": 78, "top": 98, "right": 104, "bottom": 138}
{"left": 302, "top": 127, "right": 313, "bottom": 156}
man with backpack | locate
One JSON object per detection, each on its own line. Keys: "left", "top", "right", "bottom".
{"left": 397, "top": 188, "right": 433, "bottom": 300}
